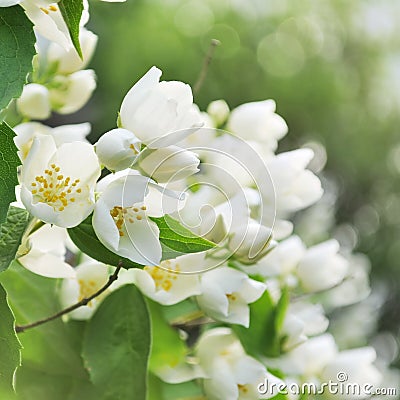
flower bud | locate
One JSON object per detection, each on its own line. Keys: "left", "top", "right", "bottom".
{"left": 297, "top": 239, "right": 348, "bottom": 292}
{"left": 95, "top": 128, "right": 141, "bottom": 171}
{"left": 207, "top": 99, "right": 229, "bottom": 126}
{"left": 229, "top": 221, "right": 273, "bottom": 264}
{"left": 138, "top": 145, "right": 199, "bottom": 182}
{"left": 227, "top": 99, "right": 288, "bottom": 154}
{"left": 47, "top": 28, "right": 98, "bottom": 74}
{"left": 120, "top": 66, "right": 203, "bottom": 148}
{"left": 50, "top": 69, "right": 96, "bottom": 114}
{"left": 16, "top": 83, "right": 51, "bottom": 120}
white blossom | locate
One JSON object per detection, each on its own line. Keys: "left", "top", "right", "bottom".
{"left": 50, "top": 69, "right": 96, "bottom": 114}
{"left": 269, "top": 334, "right": 338, "bottom": 378}
{"left": 137, "top": 146, "right": 200, "bottom": 182}
{"left": 47, "top": 28, "right": 98, "bottom": 74}
{"left": 320, "top": 253, "right": 371, "bottom": 309}
{"left": 131, "top": 252, "right": 203, "bottom": 305}
{"left": 14, "top": 121, "right": 90, "bottom": 161}
{"left": 228, "top": 220, "right": 273, "bottom": 264}
{"left": 119, "top": 66, "right": 203, "bottom": 148}
{"left": 262, "top": 148, "right": 323, "bottom": 215}
{"left": 282, "top": 301, "right": 329, "bottom": 351}
{"left": 321, "top": 347, "right": 382, "bottom": 399}
{"left": 16, "top": 83, "right": 51, "bottom": 120}
{"left": 21, "top": 1, "right": 74, "bottom": 50}
{"left": 196, "top": 328, "right": 280, "bottom": 400}
{"left": 197, "top": 266, "right": 265, "bottom": 327}
{"left": 18, "top": 223, "right": 75, "bottom": 278}
{"left": 93, "top": 170, "right": 185, "bottom": 265}
{"left": 227, "top": 99, "right": 288, "bottom": 156}
{"left": 297, "top": 239, "right": 348, "bottom": 293}
{"left": 20, "top": 135, "right": 101, "bottom": 227}
{"left": 59, "top": 260, "right": 111, "bottom": 320}
{"left": 95, "top": 128, "right": 141, "bottom": 171}
{"left": 244, "top": 235, "right": 306, "bottom": 286}
{"left": 207, "top": 99, "right": 230, "bottom": 126}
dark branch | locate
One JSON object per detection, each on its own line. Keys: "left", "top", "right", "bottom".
{"left": 15, "top": 262, "right": 123, "bottom": 333}
{"left": 193, "top": 39, "right": 220, "bottom": 96}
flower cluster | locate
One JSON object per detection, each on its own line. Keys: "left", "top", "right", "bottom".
{"left": 3, "top": 2, "right": 398, "bottom": 399}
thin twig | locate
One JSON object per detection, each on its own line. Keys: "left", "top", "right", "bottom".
{"left": 15, "top": 262, "right": 123, "bottom": 333}
{"left": 193, "top": 39, "right": 220, "bottom": 96}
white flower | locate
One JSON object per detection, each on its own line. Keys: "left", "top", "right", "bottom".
{"left": 119, "top": 66, "right": 203, "bottom": 148}
{"left": 269, "top": 334, "right": 338, "bottom": 378}
{"left": 202, "top": 134, "right": 260, "bottom": 192}
{"left": 1, "top": 1, "right": 22, "bottom": 6}
{"left": 153, "top": 361, "right": 203, "bottom": 385}
{"left": 196, "top": 328, "right": 280, "bottom": 400}
{"left": 227, "top": 99, "right": 288, "bottom": 156}
{"left": 20, "top": 135, "right": 101, "bottom": 228}
{"left": 228, "top": 220, "right": 273, "bottom": 264}
{"left": 21, "top": 0, "right": 89, "bottom": 51}
{"left": 197, "top": 266, "right": 265, "bottom": 327}
{"left": 179, "top": 107, "right": 217, "bottom": 151}
{"left": 282, "top": 302, "right": 329, "bottom": 351}
{"left": 92, "top": 170, "right": 185, "bottom": 266}
{"left": 320, "top": 253, "right": 371, "bottom": 309}
{"left": 246, "top": 235, "right": 306, "bottom": 283}
{"left": 181, "top": 188, "right": 252, "bottom": 245}
{"left": 60, "top": 260, "right": 111, "bottom": 320}
{"left": 95, "top": 128, "right": 141, "bottom": 171}
{"left": 297, "top": 239, "right": 348, "bottom": 293}
{"left": 137, "top": 146, "right": 200, "bottom": 182}
{"left": 16, "top": 83, "right": 51, "bottom": 120}
{"left": 47, "top": 28, "right": 98, "bottom": 74}
{"left": 50, "top": 69, "right": 96, "bottom": 114}
{"left": 262, "top": 148, "right": 323, "bottom": 214}
{"left": 18, "top": 223, "right": 75, "bottom": 278}
{"left": 14, "top": 121, "right": 90, "bottom": 161}
{"left": 131, "top": 252, "right": 203, "bottom": 305}
{"left": 207, "top": 99, "right": 230, "bottom": 126}
{"left": 321, "top": 347, "right": 382, "bottom": 399}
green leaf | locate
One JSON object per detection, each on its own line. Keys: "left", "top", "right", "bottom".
{"left": 0, "top": 262, "right": 87, "bottom": 374}
{"left": 147, "top": 301, "right": 188, "bottom": 374}
{"left": 150, "top": 215, "right": 215, "bottom": 258}
{"left": 274, "top": 288, "right": 289, "bottom": 333}
{"left": 148, "top": 374, "right": 166, "bottom": 400}
{"left": 82, "top": 285, "right": 151, "bottom": 400}
{"left": 148, "top": 374, "right": 204, "bottom": 400}
{"left": 0, "top": 207, "right": 31, "bottom": 274}
{"left": 68, "top": 214, "right": 143, "bottom": 269}
{"left": 0, "top": 123, "right": 20, "bottom": 227}
{"left": 0, "top": 6, "right": 36, "bottom": 112}
{"left": 233, "top": 288, "right": 289, "bottom": 358}
{"left": 58, "top": 0, "right": 84, "bottom": 58}
{"left": 0, "top": 262, "right": 98, "bottom": 399}
{"left": 163, "top": 380, "right": 204, "bottom": 400}
{"left": 162, "top": 298, "right": 202, "bottom": 325}
{"left": 233, "top": 289, "right": 275, "bottom": 357}
{"left": 0, "top": 283, "right": 21, "bottom": 393}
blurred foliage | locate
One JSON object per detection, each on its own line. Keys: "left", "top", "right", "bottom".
{"left": 84, "top": 0, "right": 400, "bottom": 335}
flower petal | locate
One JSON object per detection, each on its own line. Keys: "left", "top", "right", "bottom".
{"left": 120, "top": 217, "right": 162, "bottom": 265}
{"left": 120, "top": 66, "right": 162, "bottom": 130}
{"left": 19, "top": 249, "right": 75, "bottom": 279}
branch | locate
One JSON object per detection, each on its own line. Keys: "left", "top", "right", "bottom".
{"left": 15, "top": 262, "right": 123, "bottom": 333}
{"left": 193, "top": 39, "right": 220, "bottom": 96}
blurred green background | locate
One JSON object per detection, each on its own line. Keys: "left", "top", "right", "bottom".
{"left": 82, "top": 0, "right": 400, "bottom": 338}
